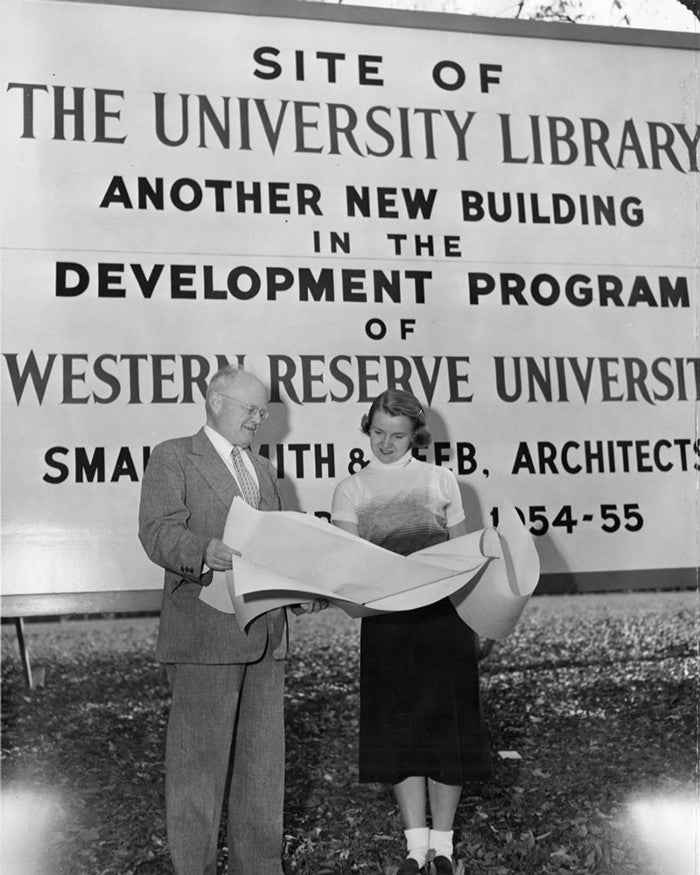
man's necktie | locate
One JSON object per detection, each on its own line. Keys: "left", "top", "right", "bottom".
{"left": 230, "top": 446, "right": 260, "bottom": 508}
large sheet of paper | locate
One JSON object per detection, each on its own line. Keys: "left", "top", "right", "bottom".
{"left": 200, "top": 499, "right": 540, "bottom": 638}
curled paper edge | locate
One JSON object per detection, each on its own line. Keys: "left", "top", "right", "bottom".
{"left": 450, "top": 501, "right": 540, "bottom": 639}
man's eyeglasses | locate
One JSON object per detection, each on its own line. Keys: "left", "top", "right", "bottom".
{"left": 217, "top": 392, "right": 269, "bottom": 421}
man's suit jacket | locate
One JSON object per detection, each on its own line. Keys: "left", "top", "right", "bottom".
{"left": 139, "top": 427, "right": 287, "bottom": 664}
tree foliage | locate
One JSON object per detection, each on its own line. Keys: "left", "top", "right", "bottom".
{"left": 675, "top": 0, "right": 700, "bottom": 21}
{"left": 528, "top": 0, "right": 698, "bottom": 24}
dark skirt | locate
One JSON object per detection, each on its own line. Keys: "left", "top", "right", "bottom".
{"left": 359, "top": 598, "right": 493, "bottom": 786}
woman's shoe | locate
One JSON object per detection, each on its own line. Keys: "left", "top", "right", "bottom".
{"left": 432, "top": 856, "right": 454, "bottom": 874}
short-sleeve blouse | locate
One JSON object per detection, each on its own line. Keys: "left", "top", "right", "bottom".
{"left": 331, "top": 452, "right": 465, "bottom": 556}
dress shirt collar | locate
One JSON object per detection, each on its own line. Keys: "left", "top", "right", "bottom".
{"left": 204, "top": 423, "right": 237, "bottom": 458}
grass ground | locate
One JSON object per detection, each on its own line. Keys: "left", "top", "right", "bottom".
{"left": 1, "top": 590, "right": 697, "bottom": 874}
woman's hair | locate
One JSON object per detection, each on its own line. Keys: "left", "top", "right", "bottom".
{"left": 360, "top": 389, "right": 432, "bottom": 448}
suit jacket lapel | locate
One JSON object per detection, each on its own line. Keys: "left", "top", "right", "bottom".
{"left": 188, "top": 427, "right": 240, "bottom": 509}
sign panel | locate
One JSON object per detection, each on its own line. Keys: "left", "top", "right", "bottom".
{"left": 1, "top": 0, "right": 698, "bottom": 605}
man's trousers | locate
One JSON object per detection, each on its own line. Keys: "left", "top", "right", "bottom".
{"left": 165, "top": 646, "right": 285, "bottom": 875}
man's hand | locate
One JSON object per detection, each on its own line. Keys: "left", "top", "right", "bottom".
{"left": 290, "top": 599, "right": 330, "bottom": 616}
{"left": 204, "top": 538, "right": 240, "bottom": 571}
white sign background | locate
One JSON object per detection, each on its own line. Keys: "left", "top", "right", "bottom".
{"left": 1, "top": 0, "right": 698, "bottom": 601}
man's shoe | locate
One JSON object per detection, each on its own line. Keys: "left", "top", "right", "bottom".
{"left": 432, "top": 856, "right": 454, "bottom": 874}
{"left": 397, "top": 858, "right": 423, "bottom": 874}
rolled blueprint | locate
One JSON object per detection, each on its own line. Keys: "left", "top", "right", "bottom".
{"left": 200, "top": 497, "right": 540, "bottom": 638}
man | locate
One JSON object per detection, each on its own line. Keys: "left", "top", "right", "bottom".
{"left": 139, "top": 365, "right": 290, "bottom": 874}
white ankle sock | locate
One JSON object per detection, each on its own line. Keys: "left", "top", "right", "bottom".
{"left": 429, "top": 828, "right": 454, "bottom": 859}
{"left": 404, "top": 827, "right": 430, "bottom": 867}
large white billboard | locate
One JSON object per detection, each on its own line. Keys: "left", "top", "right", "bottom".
{"left": 1, "top": 0, "right": 698, "bottom": 610}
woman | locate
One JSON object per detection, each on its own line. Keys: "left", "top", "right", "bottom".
{"left": 331, "top": 389, "right": 492, "bottom": 875}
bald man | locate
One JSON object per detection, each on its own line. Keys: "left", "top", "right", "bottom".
{"left": 139, "top": 366, "right": 289, "bottom": 874}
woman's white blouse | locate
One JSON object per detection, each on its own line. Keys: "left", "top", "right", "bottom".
{"left": 331, "top": 452, "right": 465, "bottom": 551}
